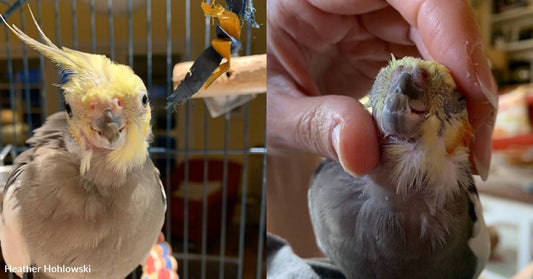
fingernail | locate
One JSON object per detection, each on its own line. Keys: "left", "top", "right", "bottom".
{"left": 473, "top": 45, "right": 498, "bottom": 109}
{"left": 332, "top": 123, "right": 360, "bottom": 178}
{"left": 331, "top": 124, "right": 341, "bottom": 162}
{"left": 472, "top": 123, "right": 493, "bottom": 181}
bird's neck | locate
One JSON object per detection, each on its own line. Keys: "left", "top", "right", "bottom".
{"left": 76, "top": 148, "right": 148, "bottom": 194}
{"left": 74, "top": 139, "right": 149, "bottom": 191}
{"left": 369, "top": 137, "right": 471, "bottom": 210}
{"left": 106, "top": 140, "right": 149, "bottom": 174}
{"left": 64, "top": 119, "right": 151, "bottom": 192}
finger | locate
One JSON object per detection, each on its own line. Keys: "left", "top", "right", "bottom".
{"left": 316, "top": 57, "right": 387, "bottom": 97}
{"left": 267, "top": 77, "right": 379, "bottom": 176}
{"left": 338, "top": 38, "right": 420, "bottom": 60}
{"left": 271, "top": 0, "right": 356, "bottom": 52}
{"left": 324, "top": 41, "right": 419, "bottom": 97}
{"left": 388, "top": 0, "right": 497, "bottom": 179}
{"left": 408, "top": 28, "right": 432, "bottom": 60}
{"left": 267, "top": 3, "right": 321, "bottom": 97}
{"left": 468, "top": 101, "right": 496, "bottom": 180}
{"left": 307, "top": 0, "right": 388, "bottom": 15}
{"left": 360, "top": 5, "right": 414, "bottom": 46}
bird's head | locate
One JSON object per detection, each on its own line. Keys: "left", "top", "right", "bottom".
{"left": 63, "top": 58, "right": 152, "bottom": 174}
{"left": 2, "top": 10, "right": 151, "bottom": 174}
{"left": 368, "top": 56, "right": 472, "bottom": 156}
{"left": 64, "top": 64, "right": 150, "bottom": 152}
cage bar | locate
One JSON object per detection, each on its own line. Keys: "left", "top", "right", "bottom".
{"left": 4, "top": 24, "right": 17, "bottom": 146}
{"left": 146, "top": 0, "right": 152, "bottom": 95}
{"left": 257, "top": 129, "right": 267, "bottom": 279}
{"left": 90, "top": 0, "right": 95, "bottom": 53}
{"left": 165, "top": 0, "right": 172, "bottom": 262}
{"left": 219, "top": 112, "right": 230, "bottom": 279}
{"left": 19, "top": 8, "right": 32, "bottom": 138}
{"left": 201, "top": 1, "right": 211, "bottom": 278}
{"left": 127, "top": 0, "right": 133, "bottom": 68}
{"left": 71, "top": 0, "right": 77, "bottom": 50}
{"left": 183, "top": 0, "right": 192, "bottom": 278}
{"left": 53, "top": 0, "right": 63, "bottom": 110}
{"left": 36, "top": 0, "right": 46, "bottom": 118}
{"left": 237, "top": 102, "right": 250, "bottom": 279}
{"left": 107, "top": 0, "right": 113, "bottom": 60}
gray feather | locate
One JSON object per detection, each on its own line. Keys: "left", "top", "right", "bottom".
{"left": 309, "top": 160, "right": 478, "bottom": 279}
{"left": 1, "top": 112, "right": 166, "bottom": 279}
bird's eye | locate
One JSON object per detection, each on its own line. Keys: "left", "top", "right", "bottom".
{"left": 65, "top": 102, "right": 72, "bottom": 117}
{"left": 458, "top": 96, "right": 466, "bottom": 102}
{"left": 142, "top": 94, "right": 148, "bottom": 107}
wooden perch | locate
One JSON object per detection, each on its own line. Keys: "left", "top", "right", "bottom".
{"left": 172, "top": 54, "right": 266, "bottom": 98}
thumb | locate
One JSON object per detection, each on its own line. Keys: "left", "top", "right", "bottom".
{"left": 267, "top": 92, "right": 379, "bottom": 176}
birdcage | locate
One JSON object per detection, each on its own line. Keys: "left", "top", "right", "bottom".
{"left": 0, "top": 0, "right": 266, "bottom": 278}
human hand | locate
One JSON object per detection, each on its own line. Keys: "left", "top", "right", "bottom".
{"left": 267, "top": 0, "right": 497, "bottom": 179}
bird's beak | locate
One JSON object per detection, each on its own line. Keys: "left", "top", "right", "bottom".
{"left": 380, "top": 68, "right": 431, "bottom": 139}
{"left": 91, "top": 110, "right": 126, "bottom": 144}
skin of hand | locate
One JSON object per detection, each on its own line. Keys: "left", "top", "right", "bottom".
{"left": 267, "top": 0, "right": 497, "bottom": 180}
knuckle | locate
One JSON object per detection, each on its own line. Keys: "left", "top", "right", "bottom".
{"left": 295, "top": 104, "right": 334, "bottom": 158}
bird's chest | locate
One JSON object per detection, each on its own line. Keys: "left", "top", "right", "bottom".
{"left": 356, "top": 190, "right": 472, "bottom": 261}
{"left": 351, "top": 192, "right": 477, "bottom": 279}
{"left": 19, "top": 157, "right": 165, "bottom": 274}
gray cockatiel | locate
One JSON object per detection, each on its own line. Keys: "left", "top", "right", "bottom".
{"left": 0, "top": 10, "right": 166, "bottom": 279}
{"left": 308, "top": 57, "right": 490, "bottom": 279}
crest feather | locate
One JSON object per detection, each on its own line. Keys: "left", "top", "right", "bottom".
{"left": 1, "top": 6, "right": 112, "bottom": 85}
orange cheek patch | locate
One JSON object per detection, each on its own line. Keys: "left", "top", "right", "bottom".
{"left": 445, "top": 119, "right": 473, "bottom": 155}
{"left": 69, "top": 128, "right": 80, "bottom": 143}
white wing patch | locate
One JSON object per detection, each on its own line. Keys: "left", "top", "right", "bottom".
{"left": 1, "top": 180, "right": 31, "bottom": 277}
{"left": 159, "top": 178, "right": 167, "bottom": 210}
{"left": 80, "top": 148, "right": 93, "bottom": 176}
{"left": 468, "top": 192, "right": 490, "bottom": 277}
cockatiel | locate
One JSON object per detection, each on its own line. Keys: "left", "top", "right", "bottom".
{"left": 308, "top": 57, "right": 490, "bottom": 279}
{"left": 0, "top": 9, "right": 166, "bottom": 279}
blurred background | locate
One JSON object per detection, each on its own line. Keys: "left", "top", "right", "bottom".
{"left": 0, "top": 0, "right": 266, "bottom": 278}
{"left": 467, "top": 1, "right": 533, "bottom": 278}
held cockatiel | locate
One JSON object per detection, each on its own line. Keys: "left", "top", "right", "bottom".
{"left": 309, "top": 57, "right": 490, "bottom": 279}
{"left": 0, "top": 9, "right": 166, "bottom": 279}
